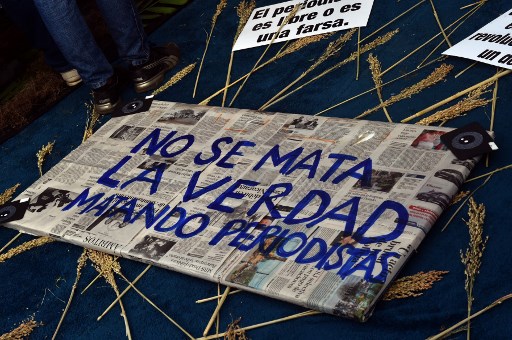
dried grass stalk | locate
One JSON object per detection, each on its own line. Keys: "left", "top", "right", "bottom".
{"left": 416, "top": 83, "right": 492, "bottom": 125}
{"left": 52, "top": 249, "right": 88, "bottom": 340}
{"left": 260, "top": 29, "right": 356, "bottom": 109}
{"left": 153, "top": 63, "right": 196, "bottom": 96}
{"left": 260, "top": 29, "right": 399, "bottom": 111}
{"left": 429, "top": 292, "right": 512, "bottom": 340}
{"left": 224, "top": 318, "right": 247, "bottom": 340}
{"left": 402, "top": 69, "right": 511, "bottom": 123}
{"left": 234, "top": 0, "right": 255, "bottom": 43}
{"left": 0, "top": 317, "right": 42, "bottom": 340}
{"left": 204, "top": 286, "right": 231, "bottom": 336}
{"left": 83, "top": 102, "right": 99, "bottom": 142}
{"left": 277, "top": 33, "right": 333, "bottom": 59}
{"left": 193, "top": 0, "right": 228, "bottom": 98}
{"left": 202, "top": 310, "right": 321, "bottom": 340}
{"left": 116, "top": 271, "right": 194, "bottom": 339}
{"left": 383, "top": 270, "right": 448, "bottom": 300}
{"left": 356, "top": 64, "right": 453, "bottom": 119}
{"left": 450, "top": 191, "right": 470, "bottom": 206}
{"left": 466, "top": 164, "right": 512, "bottom": 183}
{"left": 428, "top": 0, "right": 451, "bottom": 47}
{"left": 460, "top": 197, "right": 488, "bottom": 339}
{"left": 36, "top": 141, "right": 55, "bottom": 177}
{"left": 229, "top": 4, "right": 301, "bottom": 107}
{"left": 97, "top": 264, "right": 152, "bottom": 321}
{"left": 442, "top": 174, "right": 493, "bottom": 232}
{"left": 199, "top": 33, "right": 332, "bottom": 106}
{"left": 86, "top": 249, "right": 131, "bottom": 340}
{"left": 0, "top": 233, "right": 22, "bottom": 255}
{"left": 315, "top": 55, "right": 445, "bottom": 116}
{"left": 0, "top": 236, "right": 54, "bottom": 263}
{"left": 368, "top": 54, "right": 392, "bottom": 122}
{"left": 385, "top": 4, "right": 482, "bottom": 75}
{"left": 0, "top": 183, "right": 20, "bottom": 205}
{"left": 222, "top": 0, "right": 256, "bottom": 107}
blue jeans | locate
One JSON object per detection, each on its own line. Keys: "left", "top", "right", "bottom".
{"left": 33, "top": 0, "right": 150, "bottom": 89}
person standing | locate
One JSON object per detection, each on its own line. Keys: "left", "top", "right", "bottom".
{"left": 32, "top": 0, "right": 180, "bottom": 114}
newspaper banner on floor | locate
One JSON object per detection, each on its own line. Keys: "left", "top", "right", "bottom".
{"left": 233, "top": 0, "right": 374, "bottom": 51}
{"left": 443, "top": 8, "right": 512, "bottom": 70}
{"left": 5, "top": 101, "right": 479, "bottom": 321}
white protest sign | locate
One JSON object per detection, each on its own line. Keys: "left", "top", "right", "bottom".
{"left": 443, "top": 9, "right": 512, "bottom": 69}
{"left": 233, "top": 0, "right": 374, "bottom": 51}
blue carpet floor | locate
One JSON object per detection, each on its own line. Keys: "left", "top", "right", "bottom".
{"left": 1, "top": 0, "right": 512, "bottom": 339}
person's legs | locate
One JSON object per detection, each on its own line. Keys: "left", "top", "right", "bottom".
{"left": 33, "top": 0, "right": 113, "bottom": 89}
{"left": 94, "top": 0, "right": 180, "bottom": 93}
{"left": 93, "top": 0, "right": 150, "bottom": 66}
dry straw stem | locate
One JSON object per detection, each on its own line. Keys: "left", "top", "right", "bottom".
{"left": 417, "top": 3, "right": 484, "bottom": 68}
{"left": 383, "top": 270, "right": 448, "bottom": 300}
{"left": 450, "top": 191, "right": 470, "bottom": 206}
{"left": 428, "top": 292, "right": 512, "bottom": 340}
{"left": 199, "top": 33, "right": 331, "bottom": 106}
{"left": 402, "top": 69, "right": 512, "bottom": 123}
{"left": 428, "top": 0, "right": 451, "bottom": 47}
{"left": 356, "top": 28, "right": 361, "bottom": 80}
{"left": 153, "top": 63, "right": 197, "bottom": 96}
{"left": 0, "top": 317, "right": 42, "bottom": 340}
{"left": 117, "top": 272, "right": 194, "bottom": 340}
{"left": 260, "top": 29, "right": 399, "bottom": 111}
{"left": 81, "top": 272, "right": 101, "bottom": 294}
{"left": 215, "top": 283, "right": 220, "bottom": 336}
{"left": 460, "top": 0, "right": 487, "bottom": 10}
{"left": 357, "top": 64, "right": 453, "bottom": 119}
{"left": 489, "top": 70, "right": 499, "bottom": 145}
{"left": 86, "top": 250, "right": 132, "bottom": 340}
{"left": 442, "top": 174, "right": 493, "bottom": 232}
{"left": 196, "top": 289, "right": 242, "bottom": 304}
{"left": 193, "top": 0, "right": 228, "bottom": 98}
{"left": 466, "top": 164, "right": 512, "bottom": 183}
{"left": 224, "top": 318, "right": 247, "bottom": 340}
{"left": 382, "top": 5, "right": 482, "bottom": 76}
{"left": 83, "top": 102, "right": 99, "bottom": 142}
{"left": 359, "top": 0, "right": 424, "bottom": 44}
{"left": 0, "top": 236, "right": 54, "bottom": 263}
{"left": 415, "top": 82, "right": 492, "bottom": 125}
{"left": 455, "top": 62, "right": 478, "bottom": 78}
{"left": 97, "top": 264, "right": 152, "bottom": 320}
{"left": 368, "top": 54, "right": 392, "bottom": 122}
{"left": 260, "top": 29, "right": 356, "bottom": 110}
{"left": 0, "top": 183, "right": 20, "bottom": 205}
{"left": 460, "top": 197, "right": 488, "bottom": 339}
{"left": 315, "top": 55, "right": 445, "bottom": 116}
{"left": 199, "top": 310, "right": 321, "bottom": 340}
{"left": 0, "top": 232, "right": 22, "bottom": 255}
{"left": 222, "top": 0, "right": 256, "bottom": 107}
{"left": 229, "top": 5, "right": 301, "bottom": 107}
{"left": 485, "top": 69, "right": 500, "bottom": 166}
{"left": 36, "top": 141, "right": 55, "bottom": 177}
{"left": 204, "top": 286, "right": 231, "bottom": 336}
{"left": 52, "top": 249, "right": 87, "bottom": 340}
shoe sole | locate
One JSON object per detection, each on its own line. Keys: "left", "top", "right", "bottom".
{"left": 95, "top": 97, "right": 121, "bottom": 115}
{"left": 65, "top": 78, "right": 82, "bottom": 87}
{"left": 133, "top": 56, "right": 179, "bottom": 93}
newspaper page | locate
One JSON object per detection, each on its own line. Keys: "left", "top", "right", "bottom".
{"left": 3, "top": 101, "right": 481, "bottom": 321}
